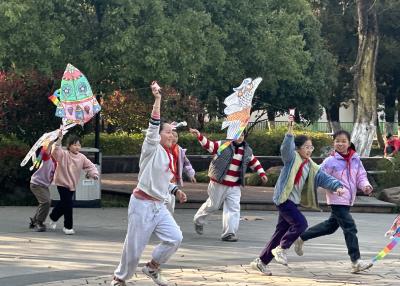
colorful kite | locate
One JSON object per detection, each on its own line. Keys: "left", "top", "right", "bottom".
{"left": 218, "top": 77, "right": 262, "bottom": 154}
{"left": 21, "top": 64, "right": 100, "bottom": 169}
{"left": 51, "top": 63, "right": 101, "bottom": 125}
{"left": 372, "top": 215, "right": 400, "bottom": 263}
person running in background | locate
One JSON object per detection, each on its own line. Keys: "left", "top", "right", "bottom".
{"left": 189, "top": 128, "right": 268, "bottom": 242}
{"left": 48, "top": 133, "right": 99, "bottom": 235}
{"left": 250, "top": 115, "right": 344, "bottom": 276}
{"left": 294, "top": 130, "right": 373, "bottom": 274}
{"left": 29, "top": 140, "right": 56, "bottom": 232}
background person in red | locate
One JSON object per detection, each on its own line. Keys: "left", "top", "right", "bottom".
{"left": 384, "top": 133, "right": 400, "bottom": 157}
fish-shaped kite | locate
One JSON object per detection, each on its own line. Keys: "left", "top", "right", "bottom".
{"left": 218, "top": 77, "right": 262, "bottom": 153}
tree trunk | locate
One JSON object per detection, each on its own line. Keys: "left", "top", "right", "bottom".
{"left": 325, "top": 102, "right": 341, "bottom": 133}
{"left": 351, "top": 0, "right": 379, "bottom": 157}
{"left": 267, "top": 109, "right": 275, "bottom": 131}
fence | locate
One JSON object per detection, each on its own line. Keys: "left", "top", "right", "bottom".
{"left": 250, "top": 121, "right": 399, "bottom": 134}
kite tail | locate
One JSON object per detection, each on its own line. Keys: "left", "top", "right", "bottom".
{"left": 372, "top": 233, "right": 400, "bottom": 263}
{"left": 217, "top": 127, "right": 246, "bottom": 155}
{"left": 217, "top": 141, "right": 232, "bottom": 155}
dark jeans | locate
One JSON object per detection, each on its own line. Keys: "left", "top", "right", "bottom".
{"left": 300, "top": 205, "right": 360, "bottom": 262}
{"left": 49, "top": 186, "right": 74, "bottom": 229}
{"left": 259, "top": 200, "right": 308, "bottom": 264}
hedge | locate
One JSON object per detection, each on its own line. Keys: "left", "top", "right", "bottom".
{"left": 0, "top": 135, "right": 34, "bottom": 205}
{"left": 83, "top": 128, "right": 333, "bottom": 156}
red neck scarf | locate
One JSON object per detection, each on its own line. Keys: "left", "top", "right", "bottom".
{"left": 171, "top": 144, "right": 180, "bottom": 181}
{"left": 337, "top": 148, "right": 355, "bottom": 177}
{"left": 294, "top": 158, "right": 309, "bottom": 186}
{"left": 337, "top": 148, "right": 355, "bottom": 162}
{"left": 163, "top": 145, "right": 178, "bottom": 180}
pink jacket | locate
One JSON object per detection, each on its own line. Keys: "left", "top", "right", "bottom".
{"left": 51, "top": 144, "right": 99, "bottom": 191}
{"left": 321, "top": 151, "right": 371, "bottom": 206}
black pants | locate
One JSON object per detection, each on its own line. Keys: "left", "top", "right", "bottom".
{"left": 49, "top": 186, "right": 74, "bottom": 229}
{"left": 300, "top": 205, "right": 360, "bottom": 262}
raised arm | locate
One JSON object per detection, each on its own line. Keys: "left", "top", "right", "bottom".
{"left": 280, "top": 114, "right": 296, "bottom": 164}
{"left": 141, "top": 82, "right": 162, "bottom": 155}
{"left": 51, "top": 129, "right": 65, "bottom": 162}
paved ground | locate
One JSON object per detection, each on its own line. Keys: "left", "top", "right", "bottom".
{"left": 1, "top": 207, "right": 400, "bottom": 286}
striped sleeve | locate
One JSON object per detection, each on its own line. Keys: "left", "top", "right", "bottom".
{"left": 198, "top": 134, "right": 220, "bottom": 154}
{"left": 248, "top": 154, "right": 266, "bottom": 177}
{"left": 149, "top": 111, "right": 160, "bottom": 126}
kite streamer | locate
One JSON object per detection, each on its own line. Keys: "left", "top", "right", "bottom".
{"left": 372, "top": 232, "right": 400, "bottom": 263}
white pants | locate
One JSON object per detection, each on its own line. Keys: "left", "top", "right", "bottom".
{"left": 114, "top": 195, "right": 183, "bottom": 281}
{"left": 193, "top": 181, "right": 241, "bottom": 238}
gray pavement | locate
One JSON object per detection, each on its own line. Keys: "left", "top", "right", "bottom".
{"left": 1, "top": 206, "right": 400, "bottom": 285}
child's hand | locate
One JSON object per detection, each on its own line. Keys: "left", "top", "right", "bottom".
{"left": 151, "top": 81, "right": 161, "bottom": 99}
{"left": 176, "top": 190, "right": 187, "bottom": 203}
{"left": 363, "top": 185, "right": 373, "bottom": 196}
{"left": 57, "top": 129, "right": 63, "bottom": 140}
{"left": 385, "top": 230, "right": 394, "bottom": 238}
{"left": 189, "top": 128, "right": 200, "bottom": 137}
{"left": 335, "top": 188, "right": 345, "bottom": 196}
{"left": 261, "top": 175, "right": 268, "bottom": 185}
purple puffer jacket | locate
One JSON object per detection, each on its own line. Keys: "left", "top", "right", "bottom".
{"left": 321, "top": 151, "right": 371, "bottom": 206}
{"left": 176, "top": 146, "right": 195, "bottom": 187}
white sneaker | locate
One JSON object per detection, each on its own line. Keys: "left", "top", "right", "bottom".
{"left": 250, "top": 258, "right": 272, "bottom": 275}
{"left": 49, "top": 220, "right": 57, "bottom": 230}
{"left": 351, "top": 259, "right": 373, "bottom": 273}
{"left": 142, "top": 265, "right": 168, "bottom": 286}
{"left": 294, "top": 237, "right": 304, "bottom": 256}
{"left": 110, "top": 277, "right": 126, "bottom": 286}
{"left": 271, "top": 245, "right": 288, "bottom": 266}
{"left": 63, "top": 227, "right": 75, "bottom": 235}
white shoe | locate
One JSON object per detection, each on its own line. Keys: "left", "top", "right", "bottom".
{"left": 63, "top": 227, "right": 75, "bottom": 235}
{"left": 271, "top": 246, "right": 288, "bottom": 266}
{"left": 110, "top": 277, "right": 126, "bottom": 286}
{"left": 250, "top": 258, "right": 272, "bottom": 275}
{"left": 294, "top": 237, "right": 304, "bottom": 256}
{"left": 49, "top": 220, "right": 57, "bottom": 230}
{"left": 351, "top": 259, "right": 373, "bottom": 273}
{"left": 142, "top": 265, "right": 168, "bottom": 286}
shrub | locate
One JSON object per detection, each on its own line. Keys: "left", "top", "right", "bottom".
{"left": 203, "top": 120, "right": 225, "bottom": 134}
{"left": 0, "top": 71, "right": 60, "bottom": 145}
{"left": 0, "top": 135, "right": 33, "bottom": 205}
{"left": 82, "top": 132, "right": 144, "bottom": 155}
{"left": 373, "top": 155, "right": 400, "bottom": 193}
{"left": 81, "top": 128, "right": 333, "bottom": 156}
{"left": 195, "top": 170, "right": 209, "bottom": 183}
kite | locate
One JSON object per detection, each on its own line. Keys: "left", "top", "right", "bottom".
{"left": 372, "top": 215, "right": 400, "bottom": 263}
{"left": 51, "top": 63, "right": 101, "bottom": 125}
{"left": 21, "top": 64, "right": 100, "bottom": 169}
{"left": 217, "top": 77, "right": 262, "bottom": 154}
{"left": 20, "top": 123, "right": 76, "bottom": 169}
